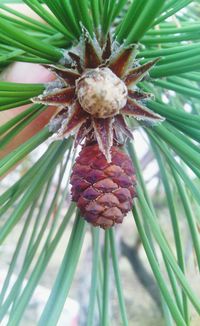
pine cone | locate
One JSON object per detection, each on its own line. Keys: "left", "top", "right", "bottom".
{"left": 70, "top": 143, "right": 136, "bottom": 229}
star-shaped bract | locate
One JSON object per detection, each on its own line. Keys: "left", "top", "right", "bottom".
{"left": 32, "top": 34, "right": 164, "bottom": 161}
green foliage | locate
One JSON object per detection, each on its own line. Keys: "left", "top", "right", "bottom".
{"left": 0, "top": 0, "right": 200, "bottom": 325}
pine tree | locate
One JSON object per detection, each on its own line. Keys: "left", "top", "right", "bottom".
{"left": 0, "top": 1, "right": 200, "bottom": 325}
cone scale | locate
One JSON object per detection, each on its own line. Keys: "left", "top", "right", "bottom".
{"left": 70, "top": 143, "right": 136, "bottom": 229}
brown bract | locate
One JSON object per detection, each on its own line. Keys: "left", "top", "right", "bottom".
{"left": 32, "top": 33, "right": 164, "bottom": 162}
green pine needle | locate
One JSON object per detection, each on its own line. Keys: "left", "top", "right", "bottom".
{"left": 0, "top": 0, "right": 200, "bottom": 325}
